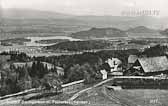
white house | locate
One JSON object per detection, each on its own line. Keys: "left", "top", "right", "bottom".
{"left": 100, "top": 69, "right": 108, "bottom": 80}
{"left": 105, "top": 58, "right": 122, "bottom": 72}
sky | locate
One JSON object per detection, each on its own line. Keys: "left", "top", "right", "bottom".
{"left": 1, "top": 0, "right": 168, "bottom": 16}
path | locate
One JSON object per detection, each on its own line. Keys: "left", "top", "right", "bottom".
{"left": 68, "top": 78, "right": 114, "bottom": 101}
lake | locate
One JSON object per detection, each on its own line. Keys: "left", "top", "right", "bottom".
{"left": 25, "top": 36, "right": 81, "bottom": 46}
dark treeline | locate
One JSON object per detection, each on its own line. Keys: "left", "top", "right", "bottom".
{"left": 113, "top": 78, "right": 168, "bottom": 89}
{"left": 35, "top": 49, "right": 139, "bottom": 68}
{"left": 46, "top": 40, "right": 112, "bottom": 51}
{"left": 1, "top": 38, "right": 31, "bottom": 45}
{"left": 138, "top": 45, "right": 168, "bottom": 57}
{"left": 0, "top": 51, "right": 31, "bottom": 62}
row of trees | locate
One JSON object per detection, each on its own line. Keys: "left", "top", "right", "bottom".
{"left": 0, "top": 51, "right": 31, "bottom": 62}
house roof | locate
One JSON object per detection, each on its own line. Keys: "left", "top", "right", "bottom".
{"left": 128, "top": 55, "right": 138, "bottom": 64}
{"left": 106, "top": 58, "right": 122, "bottom": 68}
{"left": 138, "top": 56, "right": 168, "bottom": 73}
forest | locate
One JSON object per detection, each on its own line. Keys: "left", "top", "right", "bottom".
{"left": 0, "top": 44, "right": 168, "bottom": 96}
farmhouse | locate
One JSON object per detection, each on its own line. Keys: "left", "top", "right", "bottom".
{"left": 105, "top": 58, "right": 122, "bottom": 72}
{"left": 100, "top": 58, "right": 123, "bottom": 79}
{"left": 125, "top": 56, "right": 168, "bottom": 76}
{"left": 100, "top": 69, "right": 108, "bottom": 80}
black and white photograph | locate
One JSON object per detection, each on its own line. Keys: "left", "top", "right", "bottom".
{"left": 0, "top": 0, "right": 168, "bottom": 106}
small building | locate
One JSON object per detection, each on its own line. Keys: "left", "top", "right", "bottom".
{"left": 100, "top": 69, "right": 108, "bottom": 80}
{"left": 105, "top": 58, "right": 122, "bottom": 72}
{"left": 125, "top": 56, "right": 168, "bottom": 76}
{"left": 56, "top": 66, "right": 64, "bottom": 76}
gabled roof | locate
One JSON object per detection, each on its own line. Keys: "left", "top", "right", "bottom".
{"left": 138, "top": 56, "right": 168, "bottom": 73}
{"left": 128, "top": 55, "right": 138, "bottom": 64}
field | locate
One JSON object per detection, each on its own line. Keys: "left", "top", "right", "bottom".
{"left": 75, "top": 87, "right": 168, "bottom": 106}
{"left": 1, "top": 80, "right": 168, "bottom": 106}
{"left": 2, "top": 88, "right": 167, "bottom": 106}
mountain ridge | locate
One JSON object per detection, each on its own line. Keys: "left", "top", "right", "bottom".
{"left": 0, "top": 8, "right": 74, "bottom": 19}
{"left": 71, "top": 27, "right": 127, "bottom": 39}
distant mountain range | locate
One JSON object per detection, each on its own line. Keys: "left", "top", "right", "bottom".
{"left": 0, "top": 8, "right": 168, "bottom": 39}
{"left": 71, "top": 26, "right": 164, "bottom": 39}
{"left": 127, "top": 26, "right": 158, "bottom": 33}
{"left": 0, "top": 8, "right": 168, "bottom": 29}
{"left": 160, "top": 29, "right": 168, "bottom": 35}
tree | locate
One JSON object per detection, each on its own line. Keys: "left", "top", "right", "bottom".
{"left": 17, "top": 66, "right": 32, "bottom": 91}
{"left": 41, "top": 72, "right": 62, "bottom": 90}
{"left": 140, "top": 45, "right": 168, "bottom": 57}
{"left": 67, "top": 64, "right": 83, "bottom": 82}
{"left": 0, "top": 64, "right": 20, "bottom": 96}
{"left": 82, "top": 63, "right": 97, "bottom": 84}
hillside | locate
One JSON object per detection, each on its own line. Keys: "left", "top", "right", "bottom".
{"left": 127, "top": 26, "right": 158, "bottom": 33}
{"left": 76, "top": 16, "right": 168, "bottom": 30}
{"left": 126, "top": 26, "right": 162, "bottom": 37}
{"left": 160, "top": 29, "right": 168, "bottom": 35}
{"left": 71, "top": 27, "right": 127, "bottom": 39}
